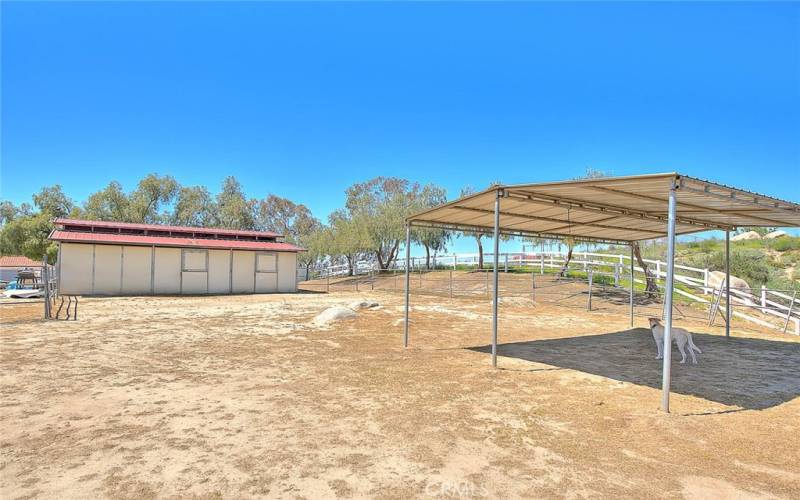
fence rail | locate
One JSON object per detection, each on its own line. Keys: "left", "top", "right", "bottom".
{"left": 299, "top": 251, "right": 800, "bottom": 335}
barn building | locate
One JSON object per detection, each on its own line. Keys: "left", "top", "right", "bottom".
{"left": 49, "top": 218, "right": 303, "bottom": 295}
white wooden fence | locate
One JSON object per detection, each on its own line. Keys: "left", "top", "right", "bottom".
{"left": 300, "top": 251, "right": 800, "bottom": 335}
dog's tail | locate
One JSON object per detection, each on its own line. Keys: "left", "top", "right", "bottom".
{"left": 688, "top": 334, "right": 702, "bottom": 353}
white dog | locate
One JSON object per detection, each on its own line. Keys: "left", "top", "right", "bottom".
{"left": 648, "top": 318, "right": 702, "bottom": 364}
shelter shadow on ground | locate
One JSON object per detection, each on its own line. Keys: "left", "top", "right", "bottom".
{"left": 469, "top": 329, "right": 800, "bottom": 410}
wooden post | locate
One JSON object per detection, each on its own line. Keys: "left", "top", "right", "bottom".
{"left": 449, "top": 270, "right": 453, "bottom": 299}
{"left": 587, "top": 270, "right": 593, "bottom": 311}
{"left": 531, "top": 271, "right": 536, "bottom": 303}
{"left": 504, "top": 253, "right": 508, "bottom": 273}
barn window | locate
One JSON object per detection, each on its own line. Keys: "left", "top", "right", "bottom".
{"left": 182, "top": 249, "right": 208, "bottom": 272}
{"left": 256, "top": 253, "right": 276, "bottom": 273}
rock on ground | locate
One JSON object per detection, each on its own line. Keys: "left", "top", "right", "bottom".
{"left": 764, "top": 230, "right": 787, "bottom": 239}
{"left": 349, "top": 300, "right": 380, "bottom": 310}
{"left": 731, "top": 231, "right": 761, "bottom": 241}
{"left": 708, "top": 271, "right": 751, "bottom": 293}
{"left": 313, "top": 307, "right": 358, "bottom": 326}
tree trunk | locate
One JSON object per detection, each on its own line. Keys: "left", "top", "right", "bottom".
{"left": 476, "top": 235, "right": 484, "bottom": 270}
{"left": 632, "top": 242, "right": 659, "bottom": 297}
{"left": 424, "top": 245, "right": 431, "bottom": 269}
{"left": 559, "top": 246, "right": 574, "bottom": 277}
{"left": 375, "top": 250, "right": 385, "bottom": 271}
{"left": 386, "top": 240, "right": 400, "bottom": 269}
{"left": 346, "top": 255, "right": 355, "bottom": 276}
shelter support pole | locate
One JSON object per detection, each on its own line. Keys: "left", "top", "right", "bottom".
{"left": 491, "top": 189, "right": 501, "bottom": 368}
{"left": 403, "top": 223, "right": 411, "bottom": 348}
{"left": 661, "top": 180, "right": 678, "bottom": 413}
{"left": 630, "top": 245, "right": 634, "bottom": 327}
{"left": 725, "top": 230, "right": 731, "bottom": 338}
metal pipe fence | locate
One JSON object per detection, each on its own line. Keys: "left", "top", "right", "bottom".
{"left": 299, "top": 259, "right": 800, "bottom": 335}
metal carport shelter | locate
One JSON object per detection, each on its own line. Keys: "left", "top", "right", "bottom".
{"left": 402, "top": 173, "right": 800, "bottom": 412}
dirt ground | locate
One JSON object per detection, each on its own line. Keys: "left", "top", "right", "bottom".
{"left": 1, "top": 282, "right": 799, "bottom": 498}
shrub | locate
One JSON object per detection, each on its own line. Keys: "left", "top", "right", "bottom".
{"left": 769, "top": 236, "right": 800, "bottom": 252}
{"left": 707, "top": 248, "right": 773, "bottom": 288}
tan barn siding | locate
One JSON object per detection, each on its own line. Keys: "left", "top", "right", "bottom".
{"left": 59, "top": 243, "right": 94, "bottom": 295}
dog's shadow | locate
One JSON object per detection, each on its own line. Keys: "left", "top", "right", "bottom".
{"left": 468, "top": 329, "right": 800, "bottom": 410}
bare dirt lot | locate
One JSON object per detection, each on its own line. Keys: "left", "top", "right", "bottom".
{"left": 2, "top": 281, "right": 799, "bottom": 499}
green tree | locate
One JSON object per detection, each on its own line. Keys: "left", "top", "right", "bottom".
{"left": 456, "top": 186, "right": 490, "bottom": 269}
{"left": 216, "top": 176, "right": 256, "bottom": 230}
{"left": 127, "top": 174, "right": 179, "bottom": 223}
{"left": 82, "top": 181, "right": 131, "bottom": 221}
{"left": 171, "top": 186, "right": 218, "bottom": 227}
{"left": 343, "top": 177, "right": 421, "bottom": 270}
{"left": 256, "top": 194, "right": 321, "bottom": 244}
{"left": 413, "top": 184, "right": 450, "bottom": 269}
{"left": 296, "top": 226, "right": 327, "bottom": 279}
{"left": 328, "top": 209, "right": 369, "bottom": 276}
{"left": 0, "top": 213, "right": 57, "bottom": 261}
{"left": 33, "top": 185, "right": 74, "bottom": 218}
{"left": 0, "top": 201, "right": 32, "bottom": 224}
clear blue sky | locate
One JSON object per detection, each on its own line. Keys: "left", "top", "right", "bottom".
{"left": 2, "top": 2, "right": 799, "bottom": 250}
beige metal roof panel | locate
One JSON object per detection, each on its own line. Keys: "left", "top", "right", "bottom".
{"left": 408, "top": 173, "right": 800, "bottom": 243}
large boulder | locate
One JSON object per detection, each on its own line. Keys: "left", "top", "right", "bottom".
{"left": 708, "top": 271, "right": 751, "bottom": 293}
{"left": 731, "top": 231, "right": 761, "bottom": 241}
{"left": 764, "top": 230, "right": 788, "bottom": 239}
{"left": 312, "top": 307, "right": 357, "bottom": 326}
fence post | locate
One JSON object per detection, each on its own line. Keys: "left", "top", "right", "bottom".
{"left": 614, "top": 264, "right": 619, "bottom": 287}
{"left": 587, "top": 270, "right": 593, "bottom": 311}
{"left": 43, "top": 255, "right": 50, "bottom": 319}
{"left": 449, "top": 270, "right": 453, "bottom": 299}
{"left": 540, "top": 254, "right": 545, "bottom": 275}
{"left": 371, "top": 270, "right": 374, "bottom": 291}
{"left": 504, "top": 253, "right": 508, "bottom": 273}
{"left": 327, "top": 275, "right": 330, "bottom": 293}
{"left": 583, "top": 252, "right": 587, "bottom": 270}
{"left": 703, "top": 269, "right": 710, "bottom": 295}
{"left": 531, "top": 271, "right": 536, "bottom": 303}
{"left": 453, "top": 254, "right": 457, "bottom": 270}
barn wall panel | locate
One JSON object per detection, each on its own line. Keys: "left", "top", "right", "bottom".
{"left": 181, "top": 272, "right": 208, "bottom": 294}
{"left": 154, "top": 247, "right": 181, "bottom": 294}
{"left": 255, "top": 272, "right": 277, "bottom": 293}
{"left": 93, "top": 245, "right": 122, "bottom": 295}
{"left": 121, "top": 246, "right": 152, "bottom": 294}
{"left": 232, "top": 251, "right": 255, "bottom": 293}
{"left": 59, "top": 243, "right": 93, "bottom": 295}
{"left": 277, "top": 252, "right": 297, "bottom": 292}
{"left": 208, "top": 250, "right": 231, "bottom": 294}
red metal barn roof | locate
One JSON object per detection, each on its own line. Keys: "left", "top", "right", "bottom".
{"left": 50, "top": 230, "right": 305, "bottom": 252}
{"left": 53, "top": 218, "right": 283, "bottom": 240}
{"left": 0, "top": 255, "right": 43, "bottom": 267}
